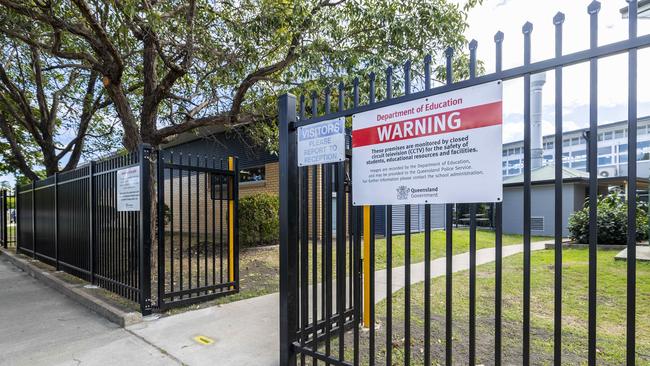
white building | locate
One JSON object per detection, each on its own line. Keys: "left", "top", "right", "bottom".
{"left": 502, "top": 116, "right": 650, "bottom": 180}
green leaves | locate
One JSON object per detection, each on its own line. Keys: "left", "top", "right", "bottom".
{"left": 239, "top": 192, "right": 280, "bottom": 247}
{"left": 568, "top": 190, "right": 649, "bottom": 245}
{"left": 0, "top": 0, "right": 481, "bottom": 156}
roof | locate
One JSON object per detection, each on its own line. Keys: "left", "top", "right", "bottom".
{"left": 502, "top": 164, "right": 650, "bottom": 188}
{"left": 503, "top": 115, "right": 650, "bottom": 148}
{"left": 502, "top": 164, "right": 589, "bottom": 186}
{"left": 161, "top": 124, "right": 227, "bottom": 148}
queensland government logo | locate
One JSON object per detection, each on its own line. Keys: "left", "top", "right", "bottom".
{"left": 396, "top": 185, "right": 409, "bottom": 200}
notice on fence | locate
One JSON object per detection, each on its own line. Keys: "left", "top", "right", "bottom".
{"left": 117, "top": 167, "right": 140, "bottom": 211}
{"left": 297, "top": 117, "right": 346, "bottom": 167}
{"left": 352, "top": 80, "right": 503, "bottom": 206}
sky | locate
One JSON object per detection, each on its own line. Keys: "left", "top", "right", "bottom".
{"left": 2, "top": 0, "right": 648, "bottom": 186}
{"left": 457, "top": 0, "right": 650, "bottom": 143}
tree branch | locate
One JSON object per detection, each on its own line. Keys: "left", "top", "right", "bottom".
{"left": 0, "top": 114, "right": 40, "bottom": 180}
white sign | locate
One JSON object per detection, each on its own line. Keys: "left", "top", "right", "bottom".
{"left": 297, "top": 117, "right": 346, "bottom": 167}
{"left": 352, "top": 81, "right": 503, "bottom": 206}
{"left": 116, "top": 167, "right": 140, "bottom": 212}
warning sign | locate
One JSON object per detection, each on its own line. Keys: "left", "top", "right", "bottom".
{"left": 352, "top": 81, "right": 503, "bottom": 206}
{"left": 116, "top": 166, "right": 140, "bottom": 211}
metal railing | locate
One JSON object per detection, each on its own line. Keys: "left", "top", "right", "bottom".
{"left": 279, "top": 1, "right": 648, "bottom": 365}
{"left": 11, "top": 145, "right": 241, "bottom": 315}
{"left": 15, "top": 145, "right": 153, "bottom": 314}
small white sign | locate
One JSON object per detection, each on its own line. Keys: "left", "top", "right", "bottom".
{"left": 352, "top": 81, "right": 503, "bottom": 206}
{"left": 117, "top": 167, "right": 140, "bottom": 212}
{"left": 297, "top": 117, "right": 346, "bottom": 167}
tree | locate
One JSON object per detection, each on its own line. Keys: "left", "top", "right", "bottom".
{"left": 0, "top": 0, "right": 481, "bottom": 153}
{"left": 0, "top": 36, "right": 119, "bottom": 180}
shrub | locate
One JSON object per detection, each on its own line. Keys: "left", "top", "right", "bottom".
{"left": 568, "top": 191, "right": 648, "bottom": 245}
{"left": 238, "top": 193, "right": 279, "bottom": 247}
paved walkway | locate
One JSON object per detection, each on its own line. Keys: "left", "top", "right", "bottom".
{"left": 129, "top": 241, "right": 549, "bottom": 366}
{"left": 0, "top": 255, "right": 179, "bottom": 366}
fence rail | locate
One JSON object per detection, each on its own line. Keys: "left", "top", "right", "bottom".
{"left": 8, "top": 145, "right": 240, "bottom": 314}
{"left": 279, "top": 1, "right": 649, "bottom": 365}
{"left": 14, "top": 146, "right": 151, "bottom": 313}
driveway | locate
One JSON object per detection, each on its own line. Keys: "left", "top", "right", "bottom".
{"left": 0, "top": 255, "right": 179, "bottom": 366}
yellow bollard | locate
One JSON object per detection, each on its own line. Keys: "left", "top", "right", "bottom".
{"left": 363, "top": 205, "right": 371, "bottom": 327}
{"left": 228, "top": 157, "right": 235, "bottom": 289}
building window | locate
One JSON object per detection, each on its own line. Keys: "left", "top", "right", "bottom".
{"left": 637, "top": 141, "right": 650, "bottom": 161}
{"left": 572, "top": 161, "right": 586, "bottom": 169}
{"left": 572, "top": 150, "right": 586, "bottom": 158}
{"left": 615, "top": 129, "right": 626, "bottom": 139}
{"left": 598, "top": 156, "right": 612, "bottom": 165}
{"left": 240, "top": 165, "right": 266, "bottom": 183}
{"left": 598, "top": 146, "right": 611, "bottom": 156}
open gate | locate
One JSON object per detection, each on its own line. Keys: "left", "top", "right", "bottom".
{"left": 155, "top": 152, "right": 239, "bottom": 310}
{"left": 0, "top": 190, "right": 16, "bottom": 248}
{"left": 280, "top": 1, "right": 649, "bottom": 365}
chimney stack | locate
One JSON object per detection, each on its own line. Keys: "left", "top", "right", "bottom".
{"left": 531, "top": 73, "right": 546, "bottom": 170}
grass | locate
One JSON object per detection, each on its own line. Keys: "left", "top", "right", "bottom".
{"left": 166, "top": 229, "right": 549, "bottom": 313}
{"left": 372, "top": 229, "right": 549, "bottom": 271}
{"left": 346, "top": 248, "right": 650, "bottom": 365}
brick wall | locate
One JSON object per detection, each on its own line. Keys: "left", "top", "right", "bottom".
{"left": 161, "top": 161, "right": 350, "bottom": 239}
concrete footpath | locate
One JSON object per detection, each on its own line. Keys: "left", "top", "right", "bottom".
{"left": 129, "top": 242, "right": 548, "bottom": 366}
{"left": 0, "top": 255, "right": 179, "bottom": 366}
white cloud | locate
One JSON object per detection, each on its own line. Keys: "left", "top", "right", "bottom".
{"left": 463, "top": 0, "right": 650, "bottom": 142}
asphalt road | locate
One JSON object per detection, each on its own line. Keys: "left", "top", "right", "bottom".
{"left": 0, "top": 255, "right": 179, "bottom": 366}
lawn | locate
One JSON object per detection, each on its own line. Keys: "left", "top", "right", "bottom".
{"left": 169, "top": 229, "right": 549, "bottom": 312}
{"left": 347, "top": 249, "right": 650, "bottom": 365}
{"left": 372, "top": 229, "right": 549, "bottom": 271}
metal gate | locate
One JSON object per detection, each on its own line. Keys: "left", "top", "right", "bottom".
{"left": 155, "top": 152, "right": 240, "bottom": 310}
{"left": 0, "top": 190, "right": 16, "bottom": 248}
{"left": 280, "top": 2, "right": 649, "bottom": 365}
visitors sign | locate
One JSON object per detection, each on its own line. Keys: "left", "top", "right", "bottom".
{"left": 297, "top": 117, "right": 346, "bottom": 167}
{"left": 116, "top": 166, "right": 140, "bottom": 211}
{"left": 352, "top": 81, "right": 503, "bottom": 206}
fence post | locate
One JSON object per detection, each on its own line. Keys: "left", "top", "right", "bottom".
{"left": 31, "top": 181, "right": 35, "bottom": 259}
{"left": 279, "top": 93, "right": 299, "bottom": 366}
{"left": 15, "top": 184, "right": 20, "bottom": 251}
{"left": 139, "top": 144, "right": 153, "bottom": 316}
{"left": 1, "top": 190, "right": 6, "bottom": 249}
{"left": 233, "top": 157, "right": 239, "bottom": 290}
{"left": 54, "top": 172, "right": 59, "bottom": 271}
{"left": 156, "top": 150, "right": 165, "bottom": 309}
{"left": 89, "top": 161, "right": 96, "bottom": 284}
{"left": 227, "top": 156, "right": 240, "bottom": 291}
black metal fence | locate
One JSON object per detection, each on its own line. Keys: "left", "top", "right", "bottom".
{"left": 279, "top": 1, "right": 648, "bottom": 365}
{"left": 0, "top": 190, "right": 16, "bottom": 248}
{"left": 16, "top": 145, "right": 152, "bottom": 313}
{"left": 12, "top": 145, "right": 240, "bottom": 314}
{"left": 156, "top": 152, "right": 240, "bottom": 310}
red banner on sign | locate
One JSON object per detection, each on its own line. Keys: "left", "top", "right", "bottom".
{"left": 352, "top": 101, "right": 502, "bottom": 148}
